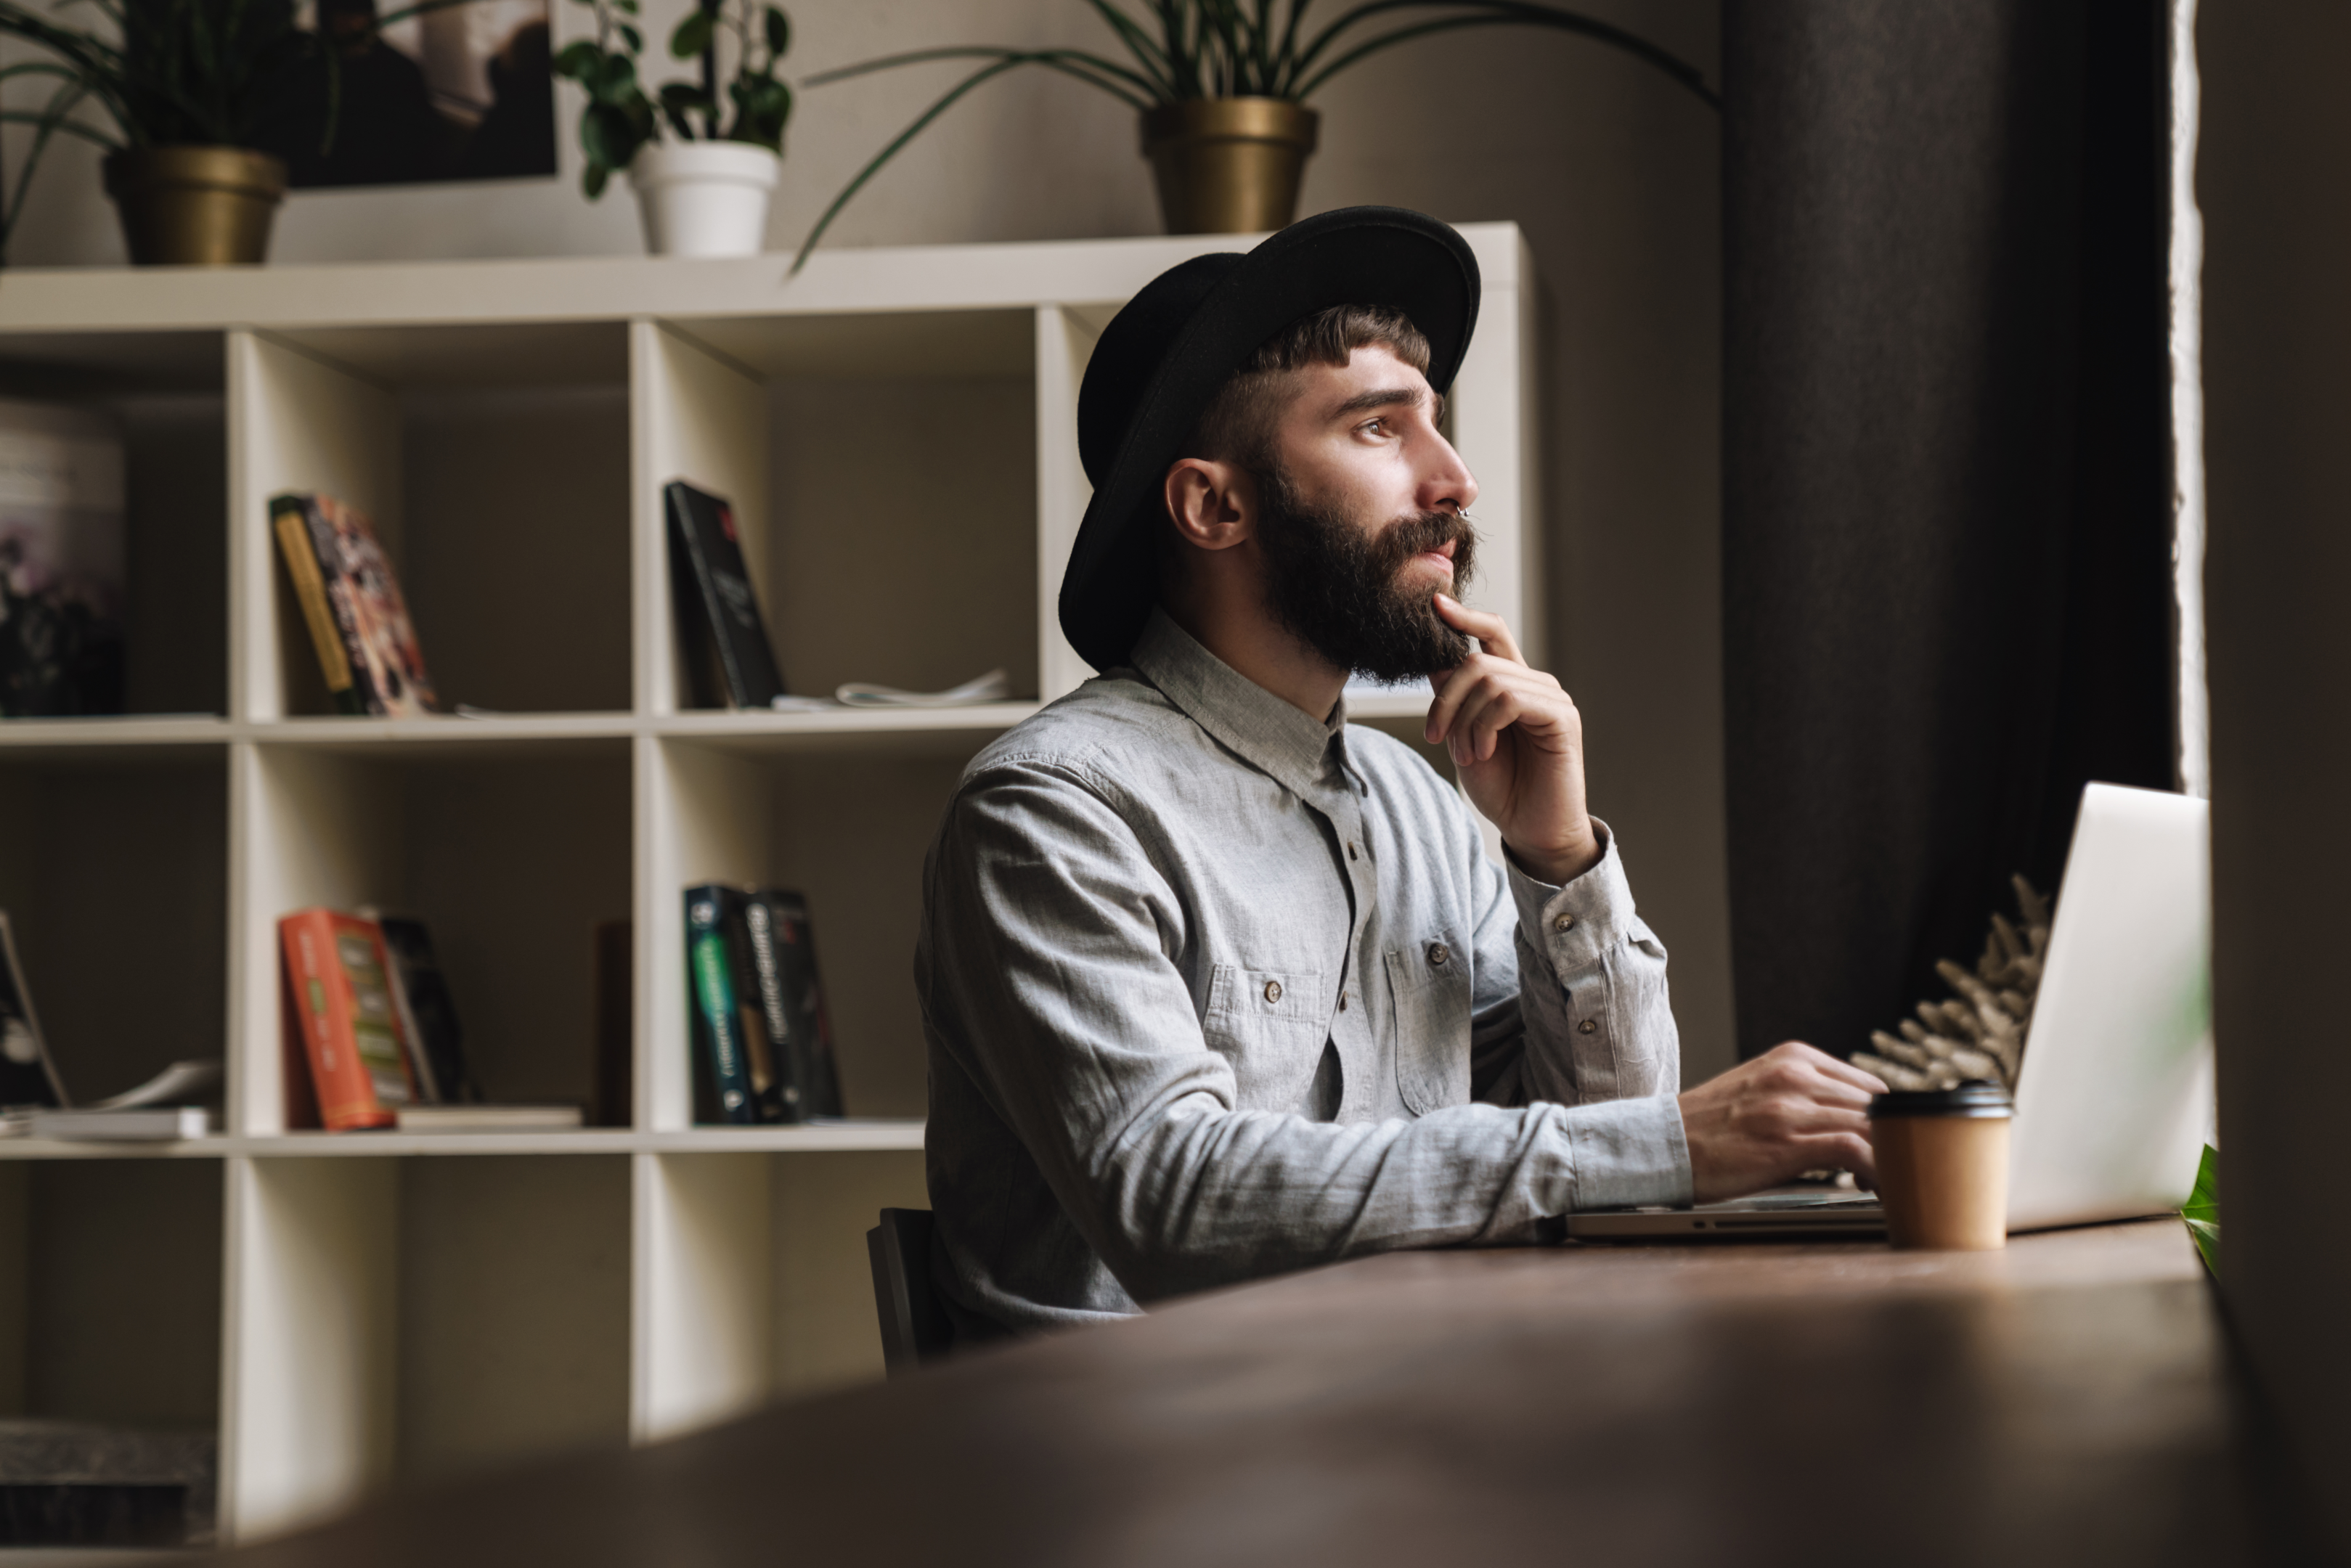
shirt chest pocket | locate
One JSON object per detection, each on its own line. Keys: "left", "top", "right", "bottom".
{"left": 1388, "top": 931, "right": 1472, "bottom": 1115}
{"left": 1202, "top": 963, "right": 1327, "bottom": 1111}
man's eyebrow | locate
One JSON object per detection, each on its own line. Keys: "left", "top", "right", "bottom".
{"left": 1329, "top": 385, "right": 1428, "bottom": 420}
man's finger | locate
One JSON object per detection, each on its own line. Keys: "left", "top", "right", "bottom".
{"left": 1434, "top": 593, "right": 1525, "bottom": 666}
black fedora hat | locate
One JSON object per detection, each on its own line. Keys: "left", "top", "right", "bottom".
{"left": 1057, "top": 205, "right": 1480, "bottom": 674}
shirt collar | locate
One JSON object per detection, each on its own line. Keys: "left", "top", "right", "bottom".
{"left": 1130, "top": 608, "right": 1348, "bottom": 801}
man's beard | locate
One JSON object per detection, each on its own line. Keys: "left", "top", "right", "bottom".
{"left": 1251, "top": 462, "right": 1480, "bottom": 683}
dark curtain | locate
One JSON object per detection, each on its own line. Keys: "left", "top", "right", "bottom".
{"left": 1720, "top": 0, "right": 2175, "bottom": 1061}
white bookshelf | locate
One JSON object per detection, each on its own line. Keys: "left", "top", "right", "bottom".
{"left": 0, "top": 222, "right": 1536, "bottom": 1548}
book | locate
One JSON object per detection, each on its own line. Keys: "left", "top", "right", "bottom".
{"left": 685, "top": 885, "right": 758, "bottom": 1124}
{"left": 0, "top": 911, "right": 63, "bottom": 1111}
{"left": 368, "top": 912, "right": 471, "bottom": 1103}
{"left": 271, "top": 492, "right": 441, "bottom": 717}
{"left": 735, "top": 894, "right": 810, "bottom": 1124}
{"left": 25, "top": 1106, "right": 210, "bottom": 1141}
{"left": 280, "top": 909, "right": 417, "bottom": 1130}
{"left": 394, "top": 1105, "right": 582, "bottom": 1131}
{"left": 0, "top": 400, "right": 125, "bottom": 716}
{"left": 760, "top": 889, "right": 845, "bottom": 1118}
{"left": 664, "top": 480, "right": 786, "bottom": 710}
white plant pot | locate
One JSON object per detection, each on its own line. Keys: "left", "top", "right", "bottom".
{"left": 628, "top": 142, "right": 780, "bottom": 258}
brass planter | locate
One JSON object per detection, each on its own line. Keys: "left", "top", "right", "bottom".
{"left": 102, "top": 147, "right": 288, "bottom": 266}
{"left": 1141, "top": 97, "right": 1319, "bottom": 235}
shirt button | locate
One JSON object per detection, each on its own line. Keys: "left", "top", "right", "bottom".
{"left": 1577, "top": 1018, "right": 1598, "bottom": 1035}
{"left": 1263, "top": 979, "right": 1283, "bottom": 1004}
{"left": 1337, "top": 993, "right": 1349, "bottom": 1012}
{"left": 1427, "top": 942, "right": 1449, "bottom": 968}
{"left": 1348, "top": 842, "right": 1358, "bottom": 862}
{"left": 1554, "top": 913, "right": 1576, "bottom": 934}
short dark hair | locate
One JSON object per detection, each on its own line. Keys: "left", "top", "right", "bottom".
{"left": 1181, "top": 303, "right": 1433, "bottom": 469}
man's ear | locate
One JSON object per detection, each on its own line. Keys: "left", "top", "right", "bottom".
{"left": 1163, "top": 458, "right": 1256, "bottom": 552}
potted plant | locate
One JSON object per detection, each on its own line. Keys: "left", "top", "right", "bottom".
{"left": 553, "top": 0, "right": 793, "bottom": 257}
{"left": 0, "top": 0, "right": 494, "bottom": 266}
{"left": 0, "top": 0, "right": 322, "bottom": 264}
{"left": 794, "top": 0, "right": 1717, "bottom": 270}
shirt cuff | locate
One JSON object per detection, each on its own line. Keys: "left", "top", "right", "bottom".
{"left": 1507, "top": 816, "right": 1637, "bottom": 977}
{"left": 1561, "top": 1092, "right": 1695, "bottom": 1209}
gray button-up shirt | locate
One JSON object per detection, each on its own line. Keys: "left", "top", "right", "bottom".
{"left": 918, "top": 609, "right": 1692, "bottom": 1337}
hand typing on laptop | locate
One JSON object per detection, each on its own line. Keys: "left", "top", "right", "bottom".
{"left": 1678, "top": 1043, "right": 1889, "bottom": 1201}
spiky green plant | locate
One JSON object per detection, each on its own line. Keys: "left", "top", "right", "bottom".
{"left": 0, "top": 0, "right": 475, "bottom": 261}
{"left": 791, "top": 0, "right": 1718, "bottom": 271}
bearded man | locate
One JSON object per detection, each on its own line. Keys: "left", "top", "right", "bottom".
{"left": 918, "top": 208, "right": 1884, "bottom": 1339}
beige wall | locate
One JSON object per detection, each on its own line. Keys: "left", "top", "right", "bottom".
{"left": 2, "top": 0, "right": 1732, "bottom": 1080}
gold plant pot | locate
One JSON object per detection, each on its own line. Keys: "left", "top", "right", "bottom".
{"left": 1141, "top": 97, "right": 1319, "bottom": 235}
{"left": 102, "top": 147, "right": 288, "bottom": 266}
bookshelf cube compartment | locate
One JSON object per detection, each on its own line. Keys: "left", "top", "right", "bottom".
{"left": 635, "top": 1147, "right": 924, "bottom": 1438}
{"left": 639, "top": 313, "right": 1039, "bottom": 712}
{"left": 0, "top": 1159, "right": 223, "bottom": 1546}
{"left": 0, "top": 748, "right": 229, "bottom": 1106}
{"left": 238, "top": 740, "right": 631, "bottom": 1134}
{"left": 236, "top": 324, "right": 632, "bottom": 721}
{"left": 645, "top": 735, "right": 987, "bottom": 1131}
{"left": 223, "top": 1153, "right": 627, "bottom": 1539}
{"left": 0, "top": 1159, "right": 222, "bottom": 1426}
{"left": 0, "top": 330, "right": 230, "bottom": 722}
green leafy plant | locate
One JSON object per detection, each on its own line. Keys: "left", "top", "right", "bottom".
{"left": 792, "top": 0, "right": 1719, "bottom": 270}
{"left": 553, "top": 0, "right": 792, "bottom": 199}
{"left": 2182, "top": 1143, "right": 2218, "bottom": 1277}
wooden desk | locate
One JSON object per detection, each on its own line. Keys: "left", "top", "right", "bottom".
{"left": 215, "top": 1220, "right": 2251, "bottom": 1567}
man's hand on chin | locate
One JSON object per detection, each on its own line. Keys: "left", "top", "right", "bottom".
{"left": 1422, "top": 594, "right": 1602, "bottom": 883}
{"left": 1679, "top": 1042, "right": 1889, "bottom": 1202}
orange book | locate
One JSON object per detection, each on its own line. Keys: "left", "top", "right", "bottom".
{"left": 280, "top": 909, "right": 417, "bottom": 1131}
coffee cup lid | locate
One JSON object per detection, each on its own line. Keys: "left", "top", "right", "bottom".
{"left": 1867, "top": 1079, "right": 2013, "bottom": 1119}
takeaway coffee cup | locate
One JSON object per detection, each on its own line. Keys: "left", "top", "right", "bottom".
{"left": 1867, "top": 1081, "right": 2013, "bottom": 1250}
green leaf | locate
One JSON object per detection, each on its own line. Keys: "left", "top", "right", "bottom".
{"left": 583, "top": 160, "right": 609, "bottom": 198}
{"left": 2180, "top": 1143, "right": 2219, "bottom": 1277}
{"left": 552, "top": 38, "right": 603, "bottom": 79}
{"left": 580, "top": 98, "right": 646, "bottom": 171}
{"left": 762, "top": 4, "right": 787, "bottom": 55}
{"left": 616, "top": 23, "right": 641, "bottom": 53}
{"left": 611, "top": 0, "right": 637, "bottom": 12}
{"left": 669, "top": 7, "right": 713, "bottom": 60}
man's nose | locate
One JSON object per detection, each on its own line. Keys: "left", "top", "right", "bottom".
{"left": 1422, "top": 436, "right": 1479, "bottom": 515}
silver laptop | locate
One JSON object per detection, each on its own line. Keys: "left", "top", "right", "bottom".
{"left": 1568, "top": 782, "right": 2215, "bottom": 1241}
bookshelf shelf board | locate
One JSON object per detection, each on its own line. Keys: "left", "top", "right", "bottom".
{"left": 0, "top": 1135, "right": 232, "bottom": 1160}
{"left": 640, "top": 1119, "right": 927, "bottom": 1153}
{"left": 243, "top": 713, "right": 639, "bottom": 756}
{"left": 654, "top": 702, "right": 1040, "bottom": 756}
{"left": 0, "top": 716, "right": 230, "bottom": 755}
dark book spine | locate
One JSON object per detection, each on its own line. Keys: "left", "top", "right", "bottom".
{"left": 766, "top": 890, "right": 844, "bottom": 1118}
{"left": 375, "top": 916, "right": 471, "bottom": 1104}
{"left": 665, "top": 499, "right": 725, "bottom": 711}
{"left": 592, "top": 920, "right": 632, "bottom": 1129}
{"left": 740, "top": 895, "right": 810, "bottom": 1124}
{"left": 717, "top": 894, "right": 787, "bottom": 1124}
{"left": 685, "top": 886, "right": 758, "bottom": 1124}
{"left": 663, "top": 481, "right": 786, "bottom": 709}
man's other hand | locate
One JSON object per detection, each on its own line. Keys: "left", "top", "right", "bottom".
{"left": 1677, "top": 1042, "right": 1887, "bottom": 1202}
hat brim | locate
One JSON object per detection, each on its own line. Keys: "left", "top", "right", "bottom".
{"left": 1056, "top": 208, "right": 1481, "bottom": 675}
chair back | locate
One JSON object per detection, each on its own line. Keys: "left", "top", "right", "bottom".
{"left": 866, "top": 1207, "right": 953, "bottom": 1376}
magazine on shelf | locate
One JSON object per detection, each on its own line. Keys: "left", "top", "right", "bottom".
{"left": 0, "top": 911, "right": 63, "bottom": 1111}
{"left": 271, "top": 492, "right": 441, "bottom": 717}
